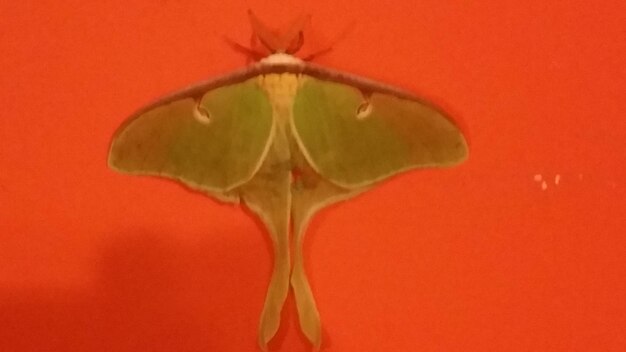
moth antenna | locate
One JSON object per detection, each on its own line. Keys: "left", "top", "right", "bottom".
{"left": 249, "top": 32, "right": 258, "bottom": 51}
{"left": 285, "top": 31, "right": 305, "bottom": 54}
{"left": 280, "top": 14, "right": 311, "bottom": 53}
{"left": 247, "top": 9, "right": 282, "bottom": 52}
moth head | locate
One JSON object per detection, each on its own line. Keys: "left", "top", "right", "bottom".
{"left": 224, "top": 11, "right": 352, "bottom": 63}
{"left": 247, "top": 10, "right": 309, "bottom": 55}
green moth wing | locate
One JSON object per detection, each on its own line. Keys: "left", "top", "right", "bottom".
{"left": 292, "top": 76, "right": 468, "bottom": 189}
{"left": 109, "top": 77, "right": 273, "bottom": 195}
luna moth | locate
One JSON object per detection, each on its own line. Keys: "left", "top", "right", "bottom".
{"left": 108, "top": 11, "right": 468, "bottom": 351}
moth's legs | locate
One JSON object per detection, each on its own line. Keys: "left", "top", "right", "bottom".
{"left": 222, "top": 35, "right": 265, "bottom": 62}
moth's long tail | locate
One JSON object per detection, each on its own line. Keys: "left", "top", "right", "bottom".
{"left": 257, "top": 220, "right": 291, "bottom": 351}
{"left": 291, "top": 216, "right": 322, "bottom": 350}
{"left": 238, "top": 163, "right": 292, "bottom": 351}
{"left": 290, "top": 168, "right": 361, "bottom": 350}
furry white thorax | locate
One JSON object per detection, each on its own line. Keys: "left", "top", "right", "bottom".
{"left": 259, "top": 53, "right": 304, "bottom": 66}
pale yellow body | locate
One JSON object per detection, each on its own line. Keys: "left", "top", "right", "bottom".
{"left": 241, "top": 74, "right": 357, "bottom": 350}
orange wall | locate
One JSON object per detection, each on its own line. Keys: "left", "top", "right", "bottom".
{"left": 1, "top": 1, "right": 624, "bottom": 351}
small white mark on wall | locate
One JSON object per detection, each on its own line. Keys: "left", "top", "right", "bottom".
{"left": 533, "top": 173, "right": 563, "bottom": 191}
{"left": 533, "top": 173, "right": 548, "bottom": 190}
{"left": 532, "top": 172, "right": 619, "bottom": 191}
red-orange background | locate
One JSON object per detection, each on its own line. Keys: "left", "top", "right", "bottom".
{"left": 1, "top": 1, "right": 624, "bottom": 351}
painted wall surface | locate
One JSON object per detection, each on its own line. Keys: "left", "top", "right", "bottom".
{"left": 1, "top": 1, "right": 624, "bottom": 351}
